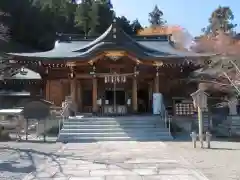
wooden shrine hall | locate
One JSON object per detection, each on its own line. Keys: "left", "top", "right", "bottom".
{"left": 8, "top": 19, "right": 212, "bottom": 115}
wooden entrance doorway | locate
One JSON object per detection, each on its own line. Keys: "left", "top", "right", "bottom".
{"left": 103, "top": 73, "right": 128, "bottom": 115}
{"left": 104, "top": 90, "right": 126, "bottom": 114}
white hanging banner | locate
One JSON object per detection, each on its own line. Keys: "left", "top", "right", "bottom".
{"left": 153, "top": 93, "right": 162, "bottom": 115}
{"left": 127, "top": 99, "right": 131, "bottom": 106}
{"left": 105, "top": 100, "right": 109, "bottom": 105}
{"left": 97, "top": 99, "right": 102, "bottom": 105}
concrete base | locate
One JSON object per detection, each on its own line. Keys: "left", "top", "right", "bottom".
{"left": 226, "top": 115, "right": 240, "bottom": 136}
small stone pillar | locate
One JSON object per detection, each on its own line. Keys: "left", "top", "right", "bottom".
{"left": 205, "top": 131, "right": 212, "bottom": 149}
{"left": 190, "top": 131, "right": 198, "bottom": 148}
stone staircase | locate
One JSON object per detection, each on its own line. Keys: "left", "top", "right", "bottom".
{"left": 215, "top": 116, "right": 240, "bottom": 137}
{"left": 57, "top": 115, "right": 173, "bottom": 142}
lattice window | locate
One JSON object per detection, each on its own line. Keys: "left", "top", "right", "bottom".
{"left": 175, "top": 103, "right": 195, "bottom": 116}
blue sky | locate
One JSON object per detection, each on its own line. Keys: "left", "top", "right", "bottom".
{"left": 111, "top": 0, "right": 240, "bottom": 36}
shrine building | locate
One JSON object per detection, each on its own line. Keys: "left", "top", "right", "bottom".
{"left": 7, "top": 19, "right": 212, "bottom": 116}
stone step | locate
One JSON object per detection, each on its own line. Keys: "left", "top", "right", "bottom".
{"left": 62, "top": 124, "right": 164, "bottom": 129}
{"left": 58, "top": 135, "right": 173, "bottom": 142}
{"left": 57, "top": 116, "right": 172, "bottom": 142}
{"left": 63, "top": 121, "right": 163, "bottom": 126}
{"left": 59, "top": 131, "right": 169, "bottom": 137}
{"left": 64, "top": 119, "right": 162, "bottom": 124}
{"left": 70, "top": 116, "right": 161, "bottom": 121}
{"left": 60, "top": 128, "right": 168, "bottom": 133}
{"left": 215, "top": 127, "right": 230, "bottom": 137}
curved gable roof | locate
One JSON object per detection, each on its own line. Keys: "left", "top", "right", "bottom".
{"left": 7, "top": 19, "right": 213, "bottom": 60}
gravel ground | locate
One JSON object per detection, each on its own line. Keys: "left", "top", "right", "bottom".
{"left": 0, "top": 141, "right": 63, "bottom": 180}
{"left": 166, "top": 139, "right": 240, "bottom": 180}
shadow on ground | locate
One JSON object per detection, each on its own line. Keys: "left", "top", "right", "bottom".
{"left": 0, "top": 143, "right": 194, "bottom": 179}
{"left": 0, "top": 145, "right": 62, "bottom": 177}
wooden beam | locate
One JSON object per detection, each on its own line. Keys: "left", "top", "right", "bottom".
{"left": 66, "top": 61, "right": 76, "bottom": 67}
{"left": 104, "top": 51, "right": 125, "bottom": 57}
{"left": 75, "top": 62, "right": 91, "bottom": 66}
{"left": 140, "top": 60, "right": 163, "bottom": 66}
{"left": 125, "top": 54, "right": 142, "bottom": 64}
{"left": 48, "top": 73, "right": 156, "bottom": 80}
{"left": 88, "top": 54, "right": 105, "bottom": 65}
{"left": 76, "top": 74, "right": 92, "bottom": 79}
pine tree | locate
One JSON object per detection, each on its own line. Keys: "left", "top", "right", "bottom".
{"left": 88, "top": 2, "right": 99, "bottom": 36}
{"left": 148, "top": 5, "right": 166, "bottom": 27}
{"left": 75, "top": 0, "right": 100, "bottom": 36}
{"left": 131, "top": 19, "right": 142, "bottom": 34}
{"left": 203, "top": 6, "right": 236, "bottom": 36}
{"left": 94, "top": 0, "right": 113, "bottom": 34}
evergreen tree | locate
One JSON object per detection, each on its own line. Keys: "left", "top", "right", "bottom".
{"left": 88, "top": 2, "right": 99, "bottom": 36}
{"left": 131, "top": 19, "right": 142, "bottom": 34}
{"left": 0, "top": 0, "right": 139, "bottom": 50}
{"left": 202, "top": 6, "right": 236, "bottom": 36}
{"left": 95, "top": 0, "right": 113, "bottom": 34}
{"left": 148, "top": 5, "right": 166, "bottom": 27}
{"left": 75, "top": 0, "right": 101, "bottom": 36}
{"left": 117, "top": 16, "right": 133, "bottom": 35}
{"left": 75, "top": 0, "right": 92, "bottom": 36}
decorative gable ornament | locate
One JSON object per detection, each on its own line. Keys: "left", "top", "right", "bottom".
{"left": 191, "top": 89, "right": 209, "bottom": 109}
{"left": 105, "top": 51, "right": 125, "bottom": 61}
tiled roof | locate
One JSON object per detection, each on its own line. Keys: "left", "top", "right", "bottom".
{"left": 8, "top": 20, "right": 212, "bottom": 60}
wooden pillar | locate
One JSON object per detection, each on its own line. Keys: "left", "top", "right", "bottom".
{"left": 154, "top": 73, "right": 159, "bottom": 93}
{"left": 132, "top": 77, "right": 138, "bottom": 113}
{"left": 45, "top": 80, "right": 50, "bottom": 101}
{"left": 148, "top": 82, "right": 153, "bottom": 112}
{"left": 92, "top": 77, "right": 98, "bottom": 113}
{"left": 77, "top": 80, "right": 82, "bottom": 112}
{"left": 70, "top": 78, "right": 78, "bottom": 110}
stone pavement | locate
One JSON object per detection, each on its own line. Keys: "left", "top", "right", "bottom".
{"left": 0, "top": 141, "right": 62, "bottom": 180}
{"left": 166, "top": 140, "right": 240, "bottom": 180}
{"left": 23, "top": 141, "right": 209, "bottom": 180}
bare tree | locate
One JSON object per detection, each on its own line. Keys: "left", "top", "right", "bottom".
{"left": 192, "top": 31, "right": 240, "bottom": 96}
{"left": 171, "top": 26, "right": 195, "bottom": 50}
